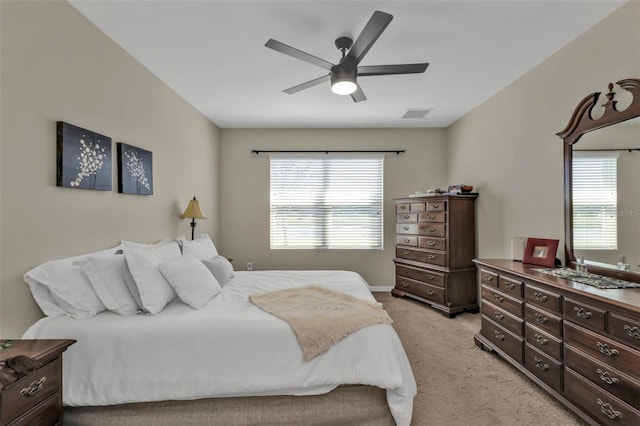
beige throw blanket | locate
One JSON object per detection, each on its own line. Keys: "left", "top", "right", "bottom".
{"left": 250, "top": 286, "right": 392, "bottom": 362}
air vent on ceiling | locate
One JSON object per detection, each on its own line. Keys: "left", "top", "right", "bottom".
{"left": 402, "top": 108, "right": 432, "bottom": 119}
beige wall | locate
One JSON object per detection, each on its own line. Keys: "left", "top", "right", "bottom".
{"left": 0, "top": 1, "right": 220, "bottom": 337}
{"left": 446, "top": 1, "right": 640, "bottom": 262}
{"left": 219, "top": 128, "right": 447, "bottom": 288}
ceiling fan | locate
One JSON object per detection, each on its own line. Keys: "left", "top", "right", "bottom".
{"left": 265, "top": 10, "right": 429, "bottom": 103}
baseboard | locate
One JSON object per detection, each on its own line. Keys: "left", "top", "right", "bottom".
{"left": 369, "top": 286, "right": 394, "bottom": 292}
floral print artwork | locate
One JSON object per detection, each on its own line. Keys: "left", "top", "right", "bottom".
{"left": 117, "top": 143, "right": 153, "bottom": 195}
{"left": 56, "top": 122, "right": 112, "bottom": 191}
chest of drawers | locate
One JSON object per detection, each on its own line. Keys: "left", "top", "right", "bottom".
{"left": 474, "top": 259, "right": 640, "bottom": 426}
{"left": 0, "top": 339, "right": 75, "bottom": 426}
{"left": 392, "top": 195, "right": 478, "bottom": 317}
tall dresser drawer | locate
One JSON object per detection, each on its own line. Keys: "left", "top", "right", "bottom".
{"left": 481, "top": 285, "right": 523, "bottom": 317}
{"left": 565, "top": 367, "right": 640, "bottom": 426}
{"left": 525, "top": 324, "right": 562, "bottom": 359}
{"left": 609, "top": 313, "right": 640, "bottom": 350}
{"left": 396, "top": 213, "right": 417, "bottom": 223}
{"left": 396, "top": 203, "right": 426, "bottom": 212}
{"left": 418, "top": 237, "right": 446, "bottom": 251}
{"left": 418, "top": 212, "right": 445, "bottom": 223}
{"left": 564, "top": 297, "right": 606, "bottom": 333}
{"left": 397, "top": 235, "right": 417, "bottom": 246}
{"left": 524, "top": 285, "right": 562, "bottom": 313}
{"left": 525, "top": 304, "right": 562, "bottom": 337}
{"left": 395, "top": 276, "right": 445, "bottom": 304}
{"left": 482, "top": 301, "right": 524, "bottom": 336}
{"left": 396, "top": 264, "right": 445, "bottom": 287}
{"left": 396, "top": 247, "right": 446, "bottom": 266}
{"left": 564, "top": 345, "right": 640, "bottom": 408}
{"left": 426, "top": 201, "right": 445, "bottom": 211}
{"left": 481, "top": 317, "right": 523, "bottom": 363}
{"left": 395, "top": 223, "right": 446, "bottom": 237}
{"left": 525, "top": 344, "right": 562, "bottom": 393}
{"left": 564, "top": 322, "right": 640, "bottom": 377}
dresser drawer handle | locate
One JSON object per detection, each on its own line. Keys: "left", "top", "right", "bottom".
{"left": 427, "top": 254, "right": 436, "bottom": 260}
{"left": 533, "top": 292, "right": 547, "bottom": 302}
{"left": 403, "top": 250, "right": 410, "bottom": 255}
{"left": 493, "top": 294, "right": 504, "bottom": 303}
{"left": 597, "top": 398, "right": 622, "bottom": 420}
{"left": 533, "top": 356, "right": 549, "bottom": 372}
{"left": 400, "top": 205, "right": 407, "bottom": 210}
{"left": 503, "top": 282, "right": 515, "bottom": 290}
{"left": 596, "top": 342, "right": 619, "bottom": 357}
{"left": 427, "top": 240, "right": 436, "bottom": 246}
{"left": 494, "top": 311, "right": 504, "bottom": 321}
{"left": 403, "top": 238, "right": 411, "bottom": 243}
{"left": 427, "top": 214, "right": 436, "bottom": 220}
{"left": 403, "top": 215, "right": 410, "bottom": 219}
{"left": 483, "top": 275, "right": 494, "bottom": 282}
{"left": 20, "top": 376, "right": 47, "bottom": 397}
{"left": 596, "top": 369, "right": 620, "bottom": 385}
{"left": 534, "top": 312, "right": 548, "bottom": 324}
{"left": 427, "top": 226, "right": 436, "bottom": 232}
{"left": 424, "top": 274, "right": 434, "bottom": 281}
{"left": 432, "top": 203, "right": 440, "bottom": 209}
{"left": 494, "top": 330, "right": 505, "bottom": 341}
{"left": 403, "top": 226, "right": 410, "bottom": 231}
{"left": 426, "top": 289, "right": 435, "bottom": 296}
{"left": 401, "top": 268, "right": 409, "bottom": 274}
{"left": 624, "top": 325, "right": 640, "bottom": 340}
{"left": 401, "top": 282, "right": 410, "bottom": 288}
{"left": 574, "top": 307, "right": 592, "bottom": 319}
{"left": 534, "top": 334, "right": 548, "bottom": 345}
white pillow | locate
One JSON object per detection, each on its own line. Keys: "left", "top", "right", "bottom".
{"left": 178, "top": 234, "right": 218, "bottom": 261}
{"left": 159, "top": 254, "right": 221, "bottom": 309}
{"left": 123, "top": 240, "right": 182, "bottom": 314}
{"left": 24, "top": 244, "right": 122, "bottom": 317}
{"left": 81, "top": 255, "right": 140, "bottom": 316}
{"left": 202, "top": 256, "right": 234, "bottom": 287}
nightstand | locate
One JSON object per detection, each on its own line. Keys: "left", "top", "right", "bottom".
{"left": 0, "top": 339, "right": 75, "bottom": 425}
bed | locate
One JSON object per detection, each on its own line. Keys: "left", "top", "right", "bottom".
{"left": 22, "top": 240, "right": 416, "bottom": 426}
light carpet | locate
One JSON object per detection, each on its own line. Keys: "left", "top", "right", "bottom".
{"left": 375, "top": 293, "right": 588, "bottom": 426}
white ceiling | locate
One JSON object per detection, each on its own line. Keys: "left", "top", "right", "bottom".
{"left": 69, "top": 0, "right": 625, "bottom": 128}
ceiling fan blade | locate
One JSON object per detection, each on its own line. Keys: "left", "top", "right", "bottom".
{"left": 343, "top": 11, "right": 393, "bottom": 68}
{"left": 350, "top": 85, "right": 367, "bottom": 103}
{"left": 265, "top": 39, "right": 334, "bottom": 71}
{"left": 358, "top": 63, "right": 429, "bottom": 76}
{"left": 283, "top": 74, "right": 331, "bottom": 94}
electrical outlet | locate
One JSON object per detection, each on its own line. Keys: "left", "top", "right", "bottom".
{"left": 246, "top": 262, "right": 253, "bottom": 271}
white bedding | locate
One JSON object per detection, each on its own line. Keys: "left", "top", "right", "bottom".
{"left": 23, "top": 270, "right": 416, "bottom": 426}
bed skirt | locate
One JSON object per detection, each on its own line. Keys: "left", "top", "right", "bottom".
{"left": 63, "top": 385, "right": 395, "bottom": 426}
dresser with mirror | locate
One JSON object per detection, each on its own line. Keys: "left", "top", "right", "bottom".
{"left": 474, "top": 79, "right": 640, "bottom": 425}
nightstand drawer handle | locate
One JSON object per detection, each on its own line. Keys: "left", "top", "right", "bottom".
{"left": 494, "top": 330, "right": 505, "bottom": 341}
{"left": 624, "top": 325, "right": 640, "bottom": 340}
{"left": 493, "top": 294, "right": 504, "bottom": 303}
{"left": 574, "top": 307, "right": 592, "bottom": 319}
{"left": 20, "top": 376, "right": 47, "bottom": 397}
{"left": 534, "top": 312, "right": 548, "bottom": 324}
{"left": 533, "top": 356, "right": 549, "bottom": 372}
{"left": 494, "top": 312, "right": 504, "bottom": 321}
{"left": 597, "top": 398, "right": 622, "bottom": 420}
{"left": 534, "top": 292, "right": 547, "bottom": 302}
{"left": 534, "top": 334, "right": 548, "bottom": 345}
{"left": 596, "top": 369, "right": 620, "bottom": 385}
{"left": 427, "top": 240, "right": 436, "bottom": 246}
{"left": 596, "top": 342, "right": 619, "bottom": 357}
{"left": 503, "top": 282, "right": 515, "bottom": 290}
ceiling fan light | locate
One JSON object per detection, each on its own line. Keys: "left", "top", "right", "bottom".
{"left": 331, "top": 80, "right": 357, "bottom": 95}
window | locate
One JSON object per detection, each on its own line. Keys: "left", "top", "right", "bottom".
{"left": 270, "top": 153, "right": 383, "bottom": 250}
{"left": 572, "top": 152, "right": 618, "bottom": 250}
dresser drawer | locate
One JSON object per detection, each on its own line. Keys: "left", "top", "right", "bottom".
{"left": 418, "top": 212, "right": 445, "bottom": 223}
{"left": 609, "top": 313, "right": 640, "bottom": 351}
{"left": 418, "top": 236, "right": 446, "bottom": 251}
{"left": 396, "top": 264, "right": 445, "bottom": 287}
{"left": 395, "top": 223, "right": 446, "bottom": 237}
{"left": 564, "top": 297, "right": 606, "bottom": 333}
{"left": 525, "top": 324, "right": 562, "bottom": 360}
{"left": 524, "top": 285, "right": 561, "bottom": 314}
{"left": 8, "top": 393, "right": 61, "bottom": 426}
{"left": 396, "top": 235, "right": 417, "bottom": 246}
{"left": 396, "top": 202, "right": 425, "bottom": 212}
{"left": 481, "top": 316, "right": 524, "bottom": 363}
{"left": 525, "top": 304, "right": 562, "bottom": 337}
{"left": 396, "top": 213, "right": 417, "bottom": 223}
{"left": 395, "top": 276, "right": 445, "bottom": 304}
{"left": 565, "top": 367, "right": 640, "bottom": 426}
{"left": 525, "top": 343, "right": 562, "bottom": 393}
{"left": 479, "top": 269, "right": 498, "bottom": 288}
{"left": 426, "top": 201, "right": 445, "bottom": 212}
{"left": 481, "top": 285, "right": 523, "bottom": 317}
{"left": 482, "top": 300, "right": 524, "bottom": 336}
{"left": 1, "top": 359, "right": 60, "bottom": 425}
{"left": 396, "top": 247, "right": 446, "bottom": 266}
{"left": 564, "top": 322, "right": 640, "bottom": 377}
{"left": 564, "top": 345, "right": 640, "bottom": 408}
{"left": 498, "top": 276, "right": 523, "bottom": 298}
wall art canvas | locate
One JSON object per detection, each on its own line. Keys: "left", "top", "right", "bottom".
{"left": 56, "top": 121, "right": 112, "bottom": 190}
{"left": 117, "top": 142, "right": 153, "bottom": 195}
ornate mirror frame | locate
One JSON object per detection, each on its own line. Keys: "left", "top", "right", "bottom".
{"left": 557, "top": 78, "right": 640, "bottom": 282}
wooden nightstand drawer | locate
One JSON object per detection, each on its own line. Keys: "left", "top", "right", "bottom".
{"left": 564, "top": 297, "right": 606, "bottom": 333}
{"left": 1, "top": 360, "right": 60, "bottom": 425}
{"left": 8, "top": 393, "right": 61, "bottom": 426}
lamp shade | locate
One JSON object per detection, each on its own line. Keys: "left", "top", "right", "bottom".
{"left": 181, "top": 197, "right": 206, "bottom": 219}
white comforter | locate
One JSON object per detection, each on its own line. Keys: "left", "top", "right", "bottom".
{"left": 23, "top": 270, "right": 416, "bottom": 426}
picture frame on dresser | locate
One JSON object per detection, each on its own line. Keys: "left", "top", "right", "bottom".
{"left": 522, "top": 238, "right": 559, "bottom": 267}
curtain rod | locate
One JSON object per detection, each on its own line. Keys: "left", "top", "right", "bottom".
{"left": 251, "top": 149, "right": 404, "bottom": 155}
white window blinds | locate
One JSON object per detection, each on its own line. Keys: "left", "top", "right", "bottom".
{"left": 572, "top": 152, "right": 618, "bottom": 250}
{"left": 270, "top": 153, "right": 383, "bottom": 250}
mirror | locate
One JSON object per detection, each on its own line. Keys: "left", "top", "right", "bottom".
{"left": 558, "top": 79, "right": 640, "bottom": 282}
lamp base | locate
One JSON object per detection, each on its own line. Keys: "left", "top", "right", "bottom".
{"left": 190, "top": 219, "right": 196, "bottom": 240}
